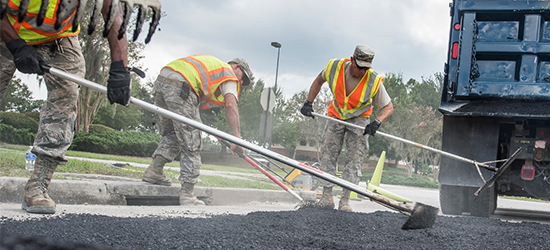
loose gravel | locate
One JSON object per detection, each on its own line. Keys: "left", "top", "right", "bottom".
{"left": 2, "top": 207, "right": 549, "bottom": 250}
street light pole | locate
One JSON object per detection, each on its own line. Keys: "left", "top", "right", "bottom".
{"left": 266, "top": 42, "right": 282, "bottom": 152}
{"left": 271, "top": 42, "right": 281, "bottom": 89}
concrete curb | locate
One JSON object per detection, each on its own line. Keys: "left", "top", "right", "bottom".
{"left": 0, "top": 176, "right": 315, "bottom": 206}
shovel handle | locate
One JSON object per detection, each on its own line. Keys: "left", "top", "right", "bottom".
{"left": 311, "top": 112, "right": 496, "bottom": 171}
{"left": 45, "top": 66, "right": 421, "bottom": 216}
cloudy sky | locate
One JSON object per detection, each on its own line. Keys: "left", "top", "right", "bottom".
{"left": 27, "top": 0, "right": 451, "bottom": 100}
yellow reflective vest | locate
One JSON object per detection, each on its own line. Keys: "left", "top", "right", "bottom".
{"left": 165, "top": 55, "right": 240, "bottom": 109}
{"left": 6, "top": 0, "right": 80, "bottom": 44}
{"left": 325, "top": 58, "right": 383, "bottom": 120}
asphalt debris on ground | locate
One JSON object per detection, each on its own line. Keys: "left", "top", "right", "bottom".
{"left": 2, "top": 207, "right": 550, "bottom": 250}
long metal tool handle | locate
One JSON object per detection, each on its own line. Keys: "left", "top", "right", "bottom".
{"left": 311, "top": 112, "right": 496, "bottom": 171}
{"left": 45, "top": 66, "right": 418, "bottom": 215}
{"left": 217, "top": 138, "right": 303, "bottom": 202}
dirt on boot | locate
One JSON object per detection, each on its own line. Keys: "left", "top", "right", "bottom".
{"left": 339, "top": 189, "right": 353, "bottom": 212}
{"left": 316, "top": 187, "right": 334, "bottom": 209}
{"left": 180, "top": 183, "right": 205, "bottom": 206}
{"left": 142, "top": 156, "right": 172, "bottom": 186}
{"left": 22, "top": 155, "right": 58, "bottom": 214}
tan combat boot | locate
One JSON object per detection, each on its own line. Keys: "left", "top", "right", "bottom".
{"left": 180, "top": 182, "right": 205, "bottom": 206}
{"left": 142, "top": 155, "right": 172, "bottom": 186}
{"left": 338, "top": 189, "right": 353, "bottom": 212}
{"left": 22, "top": 155, "right": 58, "bottom": 214}
{"left": 316, "top": 186, "right": 334, "bottom": 208}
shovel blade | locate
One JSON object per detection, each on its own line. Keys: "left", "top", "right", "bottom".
{"left": 401, "top": 202, "right": 439, "bottom": 230}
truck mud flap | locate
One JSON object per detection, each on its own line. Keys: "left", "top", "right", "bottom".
{"left": 439, "top": 116, "right": 499, "bottom": 187}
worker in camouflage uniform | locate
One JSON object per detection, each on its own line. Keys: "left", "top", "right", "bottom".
{"left": 300, "top": 45, "right": 394, "bottom": 211}
{"left": 142, "top": 55, "right": 252, "bottom": 206}
{"left": 0, "top": 0, "right": 132, "bottom": 214}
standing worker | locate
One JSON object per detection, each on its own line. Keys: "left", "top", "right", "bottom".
{"left": 142, "top": 55, "right": 252, "bottom": 206}
{"left": 0, "top": 0, "right": 132, "bottom": 214}
{"left": 300, "top": 45, "right": 394, "bottom": 211}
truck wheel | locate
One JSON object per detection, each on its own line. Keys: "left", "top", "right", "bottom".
{"left": 469, "top": 185, "right": 496, "bottom": 217}
{"left": 439, "top": 184, "right": 464, "bottom": 215}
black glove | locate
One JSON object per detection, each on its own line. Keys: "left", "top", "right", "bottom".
{"left": 6, "top": 39, "right": 45, "bottom": 75}
{"left": 363, "top": 119, "right": 381, "bottom": 136}
{"left": 107, "top": 60, "right": 131, "bottom": 106}
{"left": 300, "top": 100, "right": 314, "bottom": 119}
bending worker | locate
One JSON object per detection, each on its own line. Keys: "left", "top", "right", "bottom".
{"left": 1, "top": 0, "right": 131, "bottom": 214}
{"left": 300, "top": 45, "right": 394, "bottom": 211}
{"left": 142, "top": 55, "right": 252, "bottom": 206}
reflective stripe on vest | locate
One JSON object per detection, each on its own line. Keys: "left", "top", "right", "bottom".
{"left": 325, "top": 58, "right": 383, "bottom": 120}
{"left": 7, "top": 0, "right": 80, "bottom": 44}
{"left": 165, "top": 55, "right": 240, "bottom": 109}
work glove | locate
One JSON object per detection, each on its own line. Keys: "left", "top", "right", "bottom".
{"left": 363, "top": 119, "right": 381, "bottom": 136}
{"left": 300, "top": 100, "right": 314, "bottom": 119}
{"left": 6, "top": 39, "right": 45, "bottom": 75}
{"left": 107, "top": 60, "right": 131, "bottom": 106}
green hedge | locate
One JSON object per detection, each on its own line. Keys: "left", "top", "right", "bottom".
{"left": 0, "top": 113, "right": 162, "bottom": 157}
{"left": 22, "top": 112, "right": 40, "bottom": 123}
{"left": 70, "top": 131, "right": 162, "bottom": 157}
{"left": 0, "top": 124, "right": 34, "bottom": 145}
{"left": 362, "top": 172, "right": 440, "bottom": 189}
{"left": 0, "top": 112, "right": 39, "bottom": 132}
{"left": 88, "top": 124, "right": 116, "bottom": 133}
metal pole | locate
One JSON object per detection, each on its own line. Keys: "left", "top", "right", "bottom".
{"left": 269, "top": 42, "right": 282, "bottom": 151}
{"left": 44, "top": 66, "right": 423, "bottom": 216}
{"left": 311, "top": 112, "right": 496, "bottom": 171}
{"left": 266, "top": 87, "right": 272, "bottom": 149}
{"left": 271, "top": 42, "right": 281, "bottom": 89}
{"left": 274, "top": 47, "right": 280, "bottom": 88}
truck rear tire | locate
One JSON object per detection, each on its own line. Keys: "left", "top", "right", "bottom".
{"left": 439, "top": 184, "right": 464, "bottom": 215}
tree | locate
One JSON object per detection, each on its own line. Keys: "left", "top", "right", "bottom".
{"left": 271, "top": 119, "right": 301, "bottom": 157}
{"left": 408, "top": 72, "right": 442, "bottom": 110}
{"left": 93, "top": 77, "right": 156, "bottom": 132}
{"left": 369, "top": 72, "right": 408, "bottom": 162}
{"left": 0, "top": 77, "right": 44, "bottom": 112}
{"left": 381, "top": 72, "right": 443, "bottom": 176}
{"left": 76, "top": 0, "right": 148, "bottom": 133}
{"left": 200, "top": 75, "right": 265, "bottom": 156}
{"left": 384, "top": 104, "right": 442, "bottom": 176}
{"left": 282, "top": 88, "right": 332, "bottom": 159}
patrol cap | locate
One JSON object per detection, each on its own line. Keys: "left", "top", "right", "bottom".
{"left": 228, "top": 58, "right": 252, "bottom": 86}
{"left": 353, "top": 45, "right": 375, "bottom": 68}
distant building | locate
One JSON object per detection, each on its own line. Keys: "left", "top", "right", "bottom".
{"left": 271, "top": 139, "right": 319, "bottom": 162}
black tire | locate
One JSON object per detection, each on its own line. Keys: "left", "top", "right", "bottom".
{"left": 469, "top": 185, "right": 496, "bottom": 217}
{"left": 439, "top": 184, "right": 464, "bottom": 215}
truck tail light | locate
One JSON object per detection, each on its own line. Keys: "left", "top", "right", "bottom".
{"left": 521, "top": 165, "right": 535, "bottom": 180}
{"left": 452, "top": 42, "right": 459, "bottom": 59}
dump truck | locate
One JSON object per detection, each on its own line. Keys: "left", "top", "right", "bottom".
{"left": 439, "top": 0, "right": 550, "bottom": 217}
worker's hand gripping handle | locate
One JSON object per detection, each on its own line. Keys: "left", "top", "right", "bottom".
{"left": 218, "top": 138, "right": 246, "bottom": 159}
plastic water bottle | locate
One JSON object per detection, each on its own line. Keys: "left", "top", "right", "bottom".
{"left": 25, "top": 146, "right": 36, "bottom": 171}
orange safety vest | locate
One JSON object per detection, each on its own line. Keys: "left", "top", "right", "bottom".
{"left": 165, "top": 55, "right": 240, "bottom": 109}
{"left": 6, "top": 0, "right": 80, "bottom": 45}
{"left": 325, "top": 58, "right": 383, "bottom": 120}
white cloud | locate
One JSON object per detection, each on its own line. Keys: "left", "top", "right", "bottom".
{"left": 27, "top": 0, "right": 451, "bottom": 101}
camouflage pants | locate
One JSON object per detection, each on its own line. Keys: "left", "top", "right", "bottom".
{"left": 152, "top": 68, "right": 203, "bottom": 184}
{"left": 0, "top": 37, "right": 84, "bottom": 164}
{"left": 318, "top": 116, "right": 369, "bottom": 188}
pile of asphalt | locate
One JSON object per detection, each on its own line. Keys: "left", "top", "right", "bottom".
{"left": 2, "top": 208, "right": 549, "bottom": 249}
